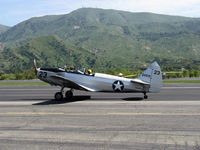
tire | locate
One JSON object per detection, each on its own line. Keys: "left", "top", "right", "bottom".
{"left": 54, "top": 92, "right": 63, "bottom": 101}
{"left": 144, "top": 95, "right": 148, "bottom": 99}
{"left": 65, "top": 91, "right": 73, "bottom": 100}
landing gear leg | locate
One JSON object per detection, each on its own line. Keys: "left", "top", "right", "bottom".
{"left": 54, "top": 86, "right": 64, "bottom": 101}
{"left": 65, "top": 89, "right": 73, "bottom": 100}
{"left": 144, "top": 92, "right": 148, "bottom": 99}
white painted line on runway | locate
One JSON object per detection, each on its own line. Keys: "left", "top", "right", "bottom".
{"left": 0, "top": 94, "right": 52, "bottom": 97}
{"left": 1, "top": 100, "right": 200, "bottom": 106}
{"left": 0, "top": 89, "right": 57, "bottom": 91}
{"left": 0, "top": 101, "right": 45, "bottom": 105}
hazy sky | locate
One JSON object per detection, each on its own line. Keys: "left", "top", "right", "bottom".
{"left": 1, "top": 0, "right": 200, "bottom": 26}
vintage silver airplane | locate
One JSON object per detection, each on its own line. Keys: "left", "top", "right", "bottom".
{"left": 34, "top": 60, "right": 162, "bottom": 100}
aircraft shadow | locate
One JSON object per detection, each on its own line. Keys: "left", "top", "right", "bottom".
{"left": 91, "top": 97, "right": 144, "bottom": 101}
{"left": 32, "top": 96, "right": 144, "bottom": 105}
{"left": 32, "top": 95, "right": 91, "bottom": 105}
{"left": 122, "top": 97, "right": 144, "bottom": 101}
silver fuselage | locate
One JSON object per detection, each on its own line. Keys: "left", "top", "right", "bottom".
{"left": 37, "top": 70, "right": 144, "bottom": 93}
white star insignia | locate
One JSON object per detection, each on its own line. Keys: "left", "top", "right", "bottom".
{"left": 113, "top": 81, "right": 123, "bottom": 91}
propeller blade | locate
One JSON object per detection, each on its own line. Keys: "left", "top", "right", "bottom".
{"left": 34, "top": 59, "right": 38, "bottom": 74}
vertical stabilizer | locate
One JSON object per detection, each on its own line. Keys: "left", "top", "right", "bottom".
{"left": 138, "top": 61, "right": 162, "bottom": 93}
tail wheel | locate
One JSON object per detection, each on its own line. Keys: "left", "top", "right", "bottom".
{"left": 65, "top": 90, "right": 73, "bottom": 100}
{"left": 144, "top": 95, "right": 148, "bottom": 99}
{"left": 55, "top": 92, "right": 63, "bottom": 101}
{"left": 144, "top": 92, "right": 148, "bottom": 99}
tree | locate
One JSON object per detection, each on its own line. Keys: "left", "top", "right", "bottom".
{"left": 194, "top": 70, "right": 200, "bottom": 77}
{"left": 183, "top": 70, "right": 189, "bottom": 77}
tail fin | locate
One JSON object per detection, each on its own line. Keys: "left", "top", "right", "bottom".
{"left": 138, "top": 61, "right": 162, "bottom": 93}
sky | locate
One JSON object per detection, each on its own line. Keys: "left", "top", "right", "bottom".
{"left": 1, "top": 0, "right": 200, "bottom": 26}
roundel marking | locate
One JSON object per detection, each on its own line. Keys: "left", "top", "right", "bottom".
{"left": 112, "top": 80, "right": 124, "bottom": 92}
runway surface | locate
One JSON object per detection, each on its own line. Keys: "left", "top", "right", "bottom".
{"left": 0, "top": 83, "right": 200, "bottom": 149}
{"left": 0, "top": 83, "right": 200, "bottom": 101}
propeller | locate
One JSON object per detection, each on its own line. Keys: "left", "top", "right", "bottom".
{"left": 34, "top": 59, "right": 38, "bottom": 75}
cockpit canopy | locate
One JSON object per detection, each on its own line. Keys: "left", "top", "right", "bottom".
{"left": 40, "top": 67, "right": 93, "bottom": 76}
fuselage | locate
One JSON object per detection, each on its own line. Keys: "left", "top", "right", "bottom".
{"left": 37, "top": 69, "right": 143, "bottom": 93}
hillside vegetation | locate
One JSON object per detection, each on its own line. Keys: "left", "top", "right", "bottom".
{"left": 0, "top": 8, "right": 200, "bottom": 72}
{"left": 0, "top": 35, "right": 98, "bottom": 72}
{"left": 0, "top": 24, "right": 10, "bottom": 35}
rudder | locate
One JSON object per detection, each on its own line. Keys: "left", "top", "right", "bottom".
{"left": 138, "top": 61, "right": 162, "bottom": 93}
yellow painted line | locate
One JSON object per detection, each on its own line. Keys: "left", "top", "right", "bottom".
{"left": 62, "top": 112, "right": 200, "bottom": 116}
{"left": 0, "top": 112, "right": 200, "bottom": 116}
{"left": 107, "top": 113, "right": 200, "bottom": 116}
{"left": 0, "top": 112, "right": 64, "bottom": 115}
{"left": 63, "top": 113, "right": 200, "bottom": 116}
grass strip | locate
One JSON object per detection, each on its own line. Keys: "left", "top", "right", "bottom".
{"left": 163, "top": 80, "right": 200, "bottom": 83}
{"left": 0, "top": 80, "right": 200, "bottom": 86}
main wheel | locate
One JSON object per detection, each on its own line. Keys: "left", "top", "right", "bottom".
{"left": 144, "top": 95, "right": 148, "bottom": 99}
{"left": 65, "top": 91, "right": 73, "bottom": 100}
{"left": 54, "top": 92, "right": 63, "bottom": 101}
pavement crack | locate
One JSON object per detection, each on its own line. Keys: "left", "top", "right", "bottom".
{"left": 103, "top": 132, "right": 119, "bottom": 150}
{"left": 22, "top": 118, "right": 39, "bottom": 129}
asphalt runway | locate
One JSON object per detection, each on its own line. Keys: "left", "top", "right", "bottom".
{"left": 0, "top": 83, "right": 200, "bottom": 150}
{"left": 0, "top": 83, "right": 200, "bottom": 101}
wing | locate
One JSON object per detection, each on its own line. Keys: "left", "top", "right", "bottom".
{"left": 49, "top": 75, "right": 96, "bottom": 92}
{"left": 130, "top": 79, "right": 150, "bottom": 91}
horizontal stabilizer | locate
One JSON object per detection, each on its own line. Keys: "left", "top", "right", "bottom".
{"left": 131, "top": 79, "right": 150, "bottom": 85}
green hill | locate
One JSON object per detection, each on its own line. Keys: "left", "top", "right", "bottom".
{"left": 0, "top": 24, "right": 10, "bottom": 35}
{"left": 1, "top": 8, "right": 200, "bottom": 72}
{"left": 0, "top": 8, "right": 196, "bottom": 45}
{"left": 0, "top": 35, "right": 98, "bottom": 72}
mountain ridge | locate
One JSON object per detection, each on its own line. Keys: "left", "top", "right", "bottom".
{"left": 0, "top": 8, "right": 200, "bottom": 72}
{"left": 1, "top": 8, "right": 198, "bottom": 44}
{"left": 0, "top": 24, "right": 10, "bottom": 35}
